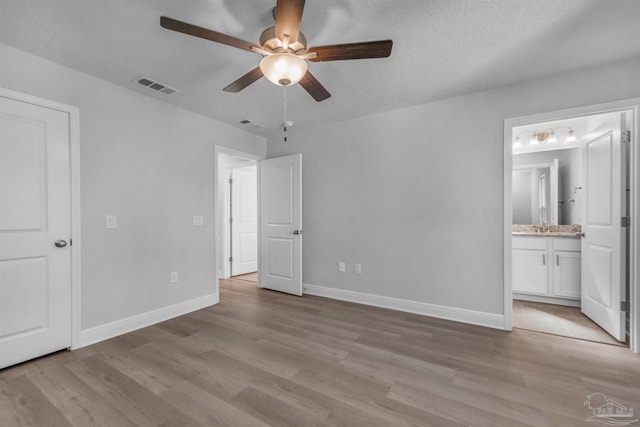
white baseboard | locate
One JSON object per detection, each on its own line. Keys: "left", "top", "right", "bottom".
{"left": 303, "top": 284, "right": 505, "bottom": 330}
{"left": 513, "top": 292, "right": 581, "bottom": 307}
{"left": 75, "top": 293, "right": 219, "bottom": 349}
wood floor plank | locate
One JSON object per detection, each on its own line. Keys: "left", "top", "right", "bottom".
{"left": 24, "top": 362, "right": 137, "bottom": 427}
{"left": 66, "top": 355, "right": 201, "bottom": 426}
{"left": 388, "top": 381, "right": 537, "bottom": 427}
{"left": 229, "top": 386, "right": 327, "bottom": 427}
{"left": 0, "top": 374, "right": 74, "bottom": 427}
{"left": 161, "top": 381, "right": 271, "bottom": 427}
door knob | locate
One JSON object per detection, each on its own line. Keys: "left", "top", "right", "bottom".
{"left": 293, "top": 229, "right": 303, "bottom": 235}
{"left": 54, "top": 240, "right": 68, "bottom": 248}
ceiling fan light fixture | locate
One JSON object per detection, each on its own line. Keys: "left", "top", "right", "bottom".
{"left": 260, "top": 53, "right": 307, "bottom": 87}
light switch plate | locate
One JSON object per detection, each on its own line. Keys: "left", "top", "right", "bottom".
{"left": 106, "top": 215, "right": 117, "bottom": 228}
{"left": 193, "top": 215, "right": 203, "bottom": 226}
{"left": 338, "top": 262, "right": 346, "bottom": 272}
{"left": 355, "top": 264, "right": 362, "bottom": 274}
{"left": 170, "top": 271, "right": 179, "bottom": 283}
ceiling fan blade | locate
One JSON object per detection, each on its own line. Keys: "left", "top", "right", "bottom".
{"left": 223, "top": 66, "right": 264, "bottom": 93}
{"left": 275, "top": 0, "right": 305, "bottom": 45}
{"left": 299, "top": 71, "right": 331, "bottom": 102}
{"left": 307, "top": 40, "right": 393, "bottom": 62}
{"left": 160, "top": 16, "right": 262, "bottom": 53}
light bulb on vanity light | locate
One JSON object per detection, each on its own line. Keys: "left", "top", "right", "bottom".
{"left": 547, "top": 130, "right": 557, "bottom": 143}
{"left": 529, "top": 135, "right": 539, "bottom": 145}
{"left": 513, "top": 136, "right": 522, "bottom": 149}
{"left": 566, "top": 129, "right": 577, "bottom": 142}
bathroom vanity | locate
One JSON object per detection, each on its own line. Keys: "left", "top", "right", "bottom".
{"left": 512, "top": 225, "right": 582, "bottom": 307}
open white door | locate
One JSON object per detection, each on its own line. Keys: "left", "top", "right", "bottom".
{"left": 231, "top": 165, "right": 258, "bottom": 276}
{"left": 581, "top": 113, "right": 627, "bottom": 342}
{"left": 259, "top": 154, "right": 302, "bottom": 295}
{"left": 0, "top": 95, "right": 72, "bottom": 368}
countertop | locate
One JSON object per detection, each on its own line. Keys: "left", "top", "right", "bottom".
{"left": 512, "top": 231, "right": 581, "bottom": 238}
{"left": 512, "top": 224, "right": 582, "bottom": 238}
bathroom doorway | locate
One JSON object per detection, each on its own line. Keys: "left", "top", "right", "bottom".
{"left": 503, "top": 99, "right": 640, "bottom": 352}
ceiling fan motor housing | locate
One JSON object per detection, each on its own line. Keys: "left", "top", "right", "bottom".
{"left": 260, "top": 26, "right": 307, "bottom": 53}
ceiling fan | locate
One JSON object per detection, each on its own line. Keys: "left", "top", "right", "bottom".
{"left": 160, "top": 0, "right": 393, "bottom": 102}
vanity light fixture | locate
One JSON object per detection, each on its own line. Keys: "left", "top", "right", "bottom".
{"left": 514, "top": 126, "right": 576, "bottom": 147}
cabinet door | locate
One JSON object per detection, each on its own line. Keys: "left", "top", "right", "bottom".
{"left": 512, "top": 249, "right": 548, "bottom": 295}
{"left": 553, "top": 250, "right": 581, "bottom": 299}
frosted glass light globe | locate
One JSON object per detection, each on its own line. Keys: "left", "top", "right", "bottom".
{"left": 260, "top": 53, "right": 308, "bottom": 86}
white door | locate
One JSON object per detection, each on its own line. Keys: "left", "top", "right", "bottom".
{"left": 259, "top": 154, "right": 302, "bottom": 295}
{"left": 231, "top": 165, "right": 258, "bottom": 276}
{"left": 580, "top": 113, "right": 627, "bottom": 341}
{"left": 0, "top": 95, "right": 72, "bottom": 368}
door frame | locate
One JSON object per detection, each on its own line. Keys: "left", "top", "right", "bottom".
{"left": 503, "top": 97, "right": 640, "bottom": 353}
{"left": 1, "top": 87, "right": 82, "bottom": 350}
{"left": 214, "top": 145, "right": 264, "bottom": 294}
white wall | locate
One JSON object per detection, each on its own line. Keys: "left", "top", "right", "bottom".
{"left": 0, "top": 44, "right": 266, "bottom": 333}
{"left": 267, "top": 57, "right": 640, "bottom": 317}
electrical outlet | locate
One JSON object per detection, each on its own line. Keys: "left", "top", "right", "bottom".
{"left": 193, "top": 215, "right": 203, "bottom": 226}
{"left": 170, "top": 271, "right": 179, "bottom": 283}
{"left": 338, "top": 262, "right": 346, "bottom": 272}
{"left": 106, "top": 215, "right": 117, "bottom": 228}
{"left": 355, "top": 263, "right": 362, "bottom": 274}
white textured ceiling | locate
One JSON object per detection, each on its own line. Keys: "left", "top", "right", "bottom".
{"left": 2, "top": 0, "right": 640, "bottom": 137}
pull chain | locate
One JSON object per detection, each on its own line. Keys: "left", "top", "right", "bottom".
{"left": 283, "top": 85, "right": 287, "bottom": 142}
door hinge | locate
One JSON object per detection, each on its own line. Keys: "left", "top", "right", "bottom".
{"left": 70, "top": 239, "right": 73, "bottom": 246}
{"left": 621, "top": 301, "right": 630, "bottom": 312}
{"left": 621, "top": 130, "right": 631, "bottom": 144}
{"left": 229, "top": 256, "right": 233, "bottom": 262}
{"left": 621, "top": 216, "right": 630, "bottom": 228}
{"left": 229, "top": 217, "right": 233, "bottom": 223}
{"left": 228, "top": 178, "right": 233, "bottom": 184}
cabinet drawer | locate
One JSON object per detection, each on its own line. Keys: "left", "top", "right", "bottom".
{"left": 553, "top": 237, "right": 581, "bottom": 251}
{"left": 513, "top": 236, "right": 547, "bottom": 250}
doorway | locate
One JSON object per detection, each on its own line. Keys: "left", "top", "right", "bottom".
{"left": 216, "top": 150, "right": 260, "bottom": 288}
{"left": 503, "top": 99, "right": 640, "bottom": 352}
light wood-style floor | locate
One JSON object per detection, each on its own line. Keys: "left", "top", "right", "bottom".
{"left": 513, "top": 300, "right": 625, "bottom": 346}
{"left": 232, "top": 272, "right": 258, "bottom": 282}
{"left": 2, "top": 278, "right": 639, "bottom": 426}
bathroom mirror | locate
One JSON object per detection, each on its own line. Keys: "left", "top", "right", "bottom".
{"left": 512, "top": 159, "right": 559, "bottom": 225}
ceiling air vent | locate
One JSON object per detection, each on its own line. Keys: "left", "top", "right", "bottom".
{"left": 132, "top": 76, "right": 178, "bottom": 96}
{"left": 239, "top": 119, "right": 264, "bottom": 129}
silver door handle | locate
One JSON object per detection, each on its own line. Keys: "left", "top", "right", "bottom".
{"left": 293, "top": 229, "right": 303, "bottom": 235}
{"left": 55, "top": 240, "right": 67, "bottom": 248}
{"left": 576, "top": 231, "right": 585, "bottom": 237}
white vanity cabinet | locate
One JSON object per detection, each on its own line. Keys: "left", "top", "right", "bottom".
{"left": 512, "top": 236, "right": 581, "bottom": 305}
{"left": 512, "top": 237, "right": 548, "bottom": 295}
{"left": 552, "top": 238, "right": 582, "bottom": 299}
